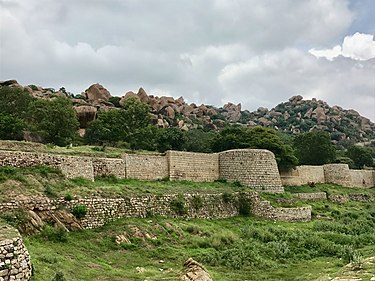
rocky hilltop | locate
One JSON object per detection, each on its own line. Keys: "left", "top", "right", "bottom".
{"left": 1, "top": 80, "right": 374, "bottom": 144}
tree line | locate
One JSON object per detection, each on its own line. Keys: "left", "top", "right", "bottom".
{"left": 0, "top": 86, "right": 374, "bottom": 170}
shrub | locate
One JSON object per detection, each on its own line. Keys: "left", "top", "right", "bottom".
{"left": 72, "top": 204, "right": 87, "bottom": 219}
{"left": 64, "top": 194, "right": 74, "bottom": 201}
{"left": 52, "top": 272, "right": 67, "bottom": 281}
{"left": 191, "top": 195, "right": 203, "bottom": 210}
{"left": 40, "top": 225, "right": 68, "bottom": 243}
{"left": 222, "top": 192, "right": 233, "bottom": 203}
{"left": 238, "top": 194, "right": 251, "bottom": 216}
{"left": 170, "top": 195, "right": 187, "bottom": 216}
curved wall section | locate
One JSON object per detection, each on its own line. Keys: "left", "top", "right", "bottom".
{"left": 0, "top": 224, "right": 32, "bottom": 281}
{"left": 219, "top": 149, "right": 283, "bottom": 192}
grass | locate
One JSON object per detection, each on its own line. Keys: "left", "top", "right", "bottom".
{"left": 0, "top": 166, "right": 248, "bottom": 202}
{"left": 25, "top": 197, "right": 375, "bottom": 280}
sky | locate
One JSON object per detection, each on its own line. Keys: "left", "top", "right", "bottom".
{"left": 1, "top": 0, "right": 374, "bottom": 121}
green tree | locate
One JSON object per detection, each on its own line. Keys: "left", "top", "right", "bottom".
{"left": 212, "top": 126, "right": 297, "bottom": 170}
{"left": 0, "top": 86, "right": 34, "bottom": 118}
{"left": 85, "top": 97, "right": 153, "bottom": 149}
{"left": 0, "top": 113, "right": 25, "bottom": 140}
{"left": 156, "top": 127, "right": 186, "bottom": 152}
{"left": 346, "top": 146, "right": 374, "bottom": 169}
{"left": 29, "top": 97, "right": 79, "bottom": 146}
{"left": 183, "top": 129, "right": 216, "bottom": 153}
{"left": 293, "top": 131, "right": 336, "bottom": 165}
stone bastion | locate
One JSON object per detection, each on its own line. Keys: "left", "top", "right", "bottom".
{"left": 0, "top": 224, "right": 32, "bottom": 281}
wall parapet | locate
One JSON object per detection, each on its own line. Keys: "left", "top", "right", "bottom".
{"left": 0, "top": 224, "right": 32, "bottom": 281}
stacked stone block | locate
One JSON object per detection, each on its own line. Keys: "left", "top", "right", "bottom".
{"left": 124, "top": 154, "right": 168, "bottom": 180}
{"left": 323, "top": 164, "right": 352, "bottom": 187}
{"left": 349, "top": 170, "right": 374, "bottom": 188}
{"left": 167, "top": 151, "right": 219, "bottom": 182}
{"left": 219, "top": 149, "right": 283, "bottom": 192}
{"left": 0, "top": 225, "right": 32, "bottom": 281}
{"left": 92, "top": 158, "right": 125, "bottom": 178}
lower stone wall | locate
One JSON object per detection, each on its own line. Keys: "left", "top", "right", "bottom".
{"left": 350, "top": 170, "right": 374, "bottom": 188}
{"left": 0, "top": 225, "right": 32, "bottom": 281}
{"left": 280, "top": 166, "right": 325, "bottom": 186}
{"left": 294, "top": 192, "right": 328, "bottom": 201}
{"left": 124, "top": 154, "right": 168, "bottom": 180}
{"left": 0, "top": 193, "right": 311, "bottom": 229}
{"left": 167, "top": 151, "right": 219, "bottom": 182}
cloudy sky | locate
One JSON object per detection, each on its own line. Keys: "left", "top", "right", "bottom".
{"left": 1, "top": 0, "right": 374, "bottom": 121}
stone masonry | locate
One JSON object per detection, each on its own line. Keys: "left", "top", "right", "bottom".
{"left": 219, "top": 149, "right": 284, "bottom": 192}
{"left": 0, "top": 193, "right": 311, "bottom": 229}
{"left": 0, "top": 225, "right": 32, "bottom": 281}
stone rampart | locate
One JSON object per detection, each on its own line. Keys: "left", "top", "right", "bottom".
{"left": 92, "top": 157, "right": 125, "bottom": 178}
{"left": 0, "top": 224, "right": 32, "bottom": 281}
{"left": 167, "top": 151, "right": 219, "bottom": 182}
{"left": 294, "top": 192, "right": 327, "bottom": 201}
{"left": 323, "top": 164, "right": 352, "bottom": 187}
{"left": 0, "top": 151, "right": 94, "bottom": 181}
{"left": 349, "top": 170, "right": 374, "bottom": 188}
{"left": 281, "top": 164, "right": 374, "bottom": 188}
{"left": 280, "top": 166, "right": 325, "bottom": 186}
{"left": 0, "top": 193, "right": 311, "bottom": 229}
{"left": 219, "top": 149, "right": 283, "bottom": 192}
{"left": 124, "top": 154, "right": 168, "bottom": 180}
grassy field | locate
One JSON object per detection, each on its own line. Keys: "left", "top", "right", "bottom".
{"left": 25, "top": 201, "right": 375, "bottom": 281}
{"left": 1, "top": 165, "right": 375, "bottom": 280}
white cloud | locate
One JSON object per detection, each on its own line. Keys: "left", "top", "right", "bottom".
{"left": 309, "top": 32, "right": 375, "bottom": 60}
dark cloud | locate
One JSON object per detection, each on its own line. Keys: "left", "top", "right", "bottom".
{"left": 1, "top": 0, "right": 374, "bottom": 121}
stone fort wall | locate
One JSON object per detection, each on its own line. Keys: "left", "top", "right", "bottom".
{"left": 219, "top": 149, "right": 284, "bottom": 192}
{"left": 280, "top": 164, "right": 375, "bottom": 188}
{"left": 0, "top": 224, "right": 32, "bottom": 281}
{"left": 0, "top": 193, "right": 311, "bottom": 229}
{"left": 167, "top": 151, "right": 219, "bottom": 182}
{"left": 0, "top": 148, "right": 282, "bottom": 192}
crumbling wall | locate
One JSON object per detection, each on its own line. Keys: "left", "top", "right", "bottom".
{"left": 92, "top": 157, "right": 125, "bottom": 178}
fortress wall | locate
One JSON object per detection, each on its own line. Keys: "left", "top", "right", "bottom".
{"left": 92, "top": 158, "right": 125, "bottom": 178}
{"left": 0, "top": 193, "right": 311, "bottom": 230}
{"left": 298, "top": 166, "right": 325, "bottom": 184}
{"left": 294, "top": 192, "right": 327, "bottom": 201}
{"left": 219, "top": 149, "right": 283, "bottom": 192}
{"left": 323, "top": 164, "right": 352, "bottom": 187}
{"left": 280, "top": 166, "right": 325, "bottom": 186}
{"left": 124, "top": 154, "right": 168, "bottom": 180}
{"left": 167, "top": 151, "right": 219, "bottom": 182}
{"left": 349, "top": 170, "right": 374, "bottom": 188}
{"left": 0, "top": 151, "right": 94, "bottom": 181}
{"left": 0, "top": 225, "right": 32, "bottom": 281}
{"left": 280, "top": 168, "right": 302, "bottom": 186}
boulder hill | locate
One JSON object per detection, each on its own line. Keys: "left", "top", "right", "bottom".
{"left": 1, "top": 80, "right": 374, "bottom": 144}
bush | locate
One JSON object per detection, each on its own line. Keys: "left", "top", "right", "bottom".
{"left": 72, "top": 204, "right": 87, "bottom": 219}
{"left": 40, "top": 225, "right": 68, "bottom": 243}
{"left": 191, "top": 195, "right": 203, "bottom": 210}
{"left": 64, "top": 194, "right": 74, "bottom": 201}
{"left": 170, "top": 195, "right": 187, "bottom": 216}
{"left": 52, "top": 272, "right": 67, "bottom": 281}
{"left": 238, "top": 194, "right": 251, "bottom": 216}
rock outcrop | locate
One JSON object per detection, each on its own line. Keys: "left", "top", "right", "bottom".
{"left": 84, "top": 83, "right": 111, "bottom": 102}
{"left": 180, "top": 258, "right": 213, "bottom": 281}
